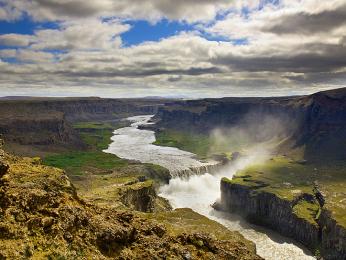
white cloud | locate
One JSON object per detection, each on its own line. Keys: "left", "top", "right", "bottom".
{"left": 16, "top": 50, "right": 55, "bottom": 63}
{"left": 0, "top": 34, "right": 35, "bottom": 46}
{"left": 31, "top": 19, "right": 130, "bottom": 50}
{"left": 0, "top": 0, "right": 345, "bottom": 97}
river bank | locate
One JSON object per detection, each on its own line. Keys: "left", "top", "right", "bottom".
{"left": 104, "top": 115, "right": 315, "bottom": 260}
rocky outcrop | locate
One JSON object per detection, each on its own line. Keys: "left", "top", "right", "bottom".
{"left": 219, "top": 180, "right": 320, "bottom": 250}
{"left": 120, "top": 179, "right": 172, "bottom": 212}
{"left": 219, "top": 179, "right": 346, "bottom": 260}
{"left": 318, "top": 209, "right": 346, "bottom": 259}
{"left": 295, "top": 88, "right": 346, "bottom": 161}
{"left": 0, "top": 143, "right": 261, "bottom": 259}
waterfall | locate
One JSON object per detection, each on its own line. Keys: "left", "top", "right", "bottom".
{"left": 169, "top": 161, "right": 225, "bottom": 178}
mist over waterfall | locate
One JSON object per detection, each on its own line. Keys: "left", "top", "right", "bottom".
{"left": 105, "top": 115, "right": 315, "bottom": 260}
{"left": 159, "top": 149, "right": 315, "bottom": 260}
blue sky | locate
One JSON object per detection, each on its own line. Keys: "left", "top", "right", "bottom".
{"left": 0, "top": 0, "right": 344, "bottom": 98}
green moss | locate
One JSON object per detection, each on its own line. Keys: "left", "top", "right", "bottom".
{"left": 154, "top": 129, "right": 211, "bottom": 158}
{"left": 154, "top": 128, "right": 250, "bottom": 159}
{"left": 142, "top": 208, "right": 249, "bottom": 243}
{"left": 73, "top": 120, "right": 129, "bottom": 150}
{"left": 293, "top": 200, "right": 319, "bottom": 225}
{"left": 229, "top": 156, "right": 346, "bottom": 227}
{"left": 43, "top": 151, "right": 128, "bottom": 176}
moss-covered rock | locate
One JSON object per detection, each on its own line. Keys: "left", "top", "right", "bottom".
{"left": 0, "top": 147, "right": 262, "bottom": 259}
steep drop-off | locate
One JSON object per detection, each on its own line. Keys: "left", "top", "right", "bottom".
{"left": 0, "top": 140, "right": 261, "bottom": 259}
{"left": 219, "top": 178, "right": 346, "bottom": 260}
{"left": 156, "top": 88, "right": 346, "bottom": 161}
{"left": 0, "top": 112, "right": 80, "bottom": 147}
{"left": 0, "top": 97, "right": 167, "bottom": 155}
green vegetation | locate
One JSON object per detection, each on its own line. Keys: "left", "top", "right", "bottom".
{"left": 226, "top": 156, "right": 346, "bottom": 227}
{"left": 154, "top": 128, "right": 254, "bottom": 159}
{"left": 154, "top": 129, "right": 211, "bottom": 158}
{"left": 293, "top": 200, "right": 320, "bottom": 225}
{"left": 73, "top": 121, "right": 129, "bottom": 150}
{"left": 43, "top": 120, "right": 130, "bottom": 176}
{"left": 142, "top": 208, "right": 249, "bottom": 242}
{"left": 44, "top": 151, "right": 128, "bottom": 176}
{"left": 43, "top": 119, "right": 171, "bottom": 211}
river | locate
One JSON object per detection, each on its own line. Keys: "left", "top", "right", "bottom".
{"left": 104, "top": 115, "right": 315, "bottom": 260}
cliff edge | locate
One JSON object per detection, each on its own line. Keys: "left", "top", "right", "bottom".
{"left": 0, "top": 139, "right": 261, "bottom": 259}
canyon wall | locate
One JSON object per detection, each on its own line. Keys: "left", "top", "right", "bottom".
{"left": 156, "top": 88, "right": 346, "bottom": 161}
{"left": 219, "top": 179, "right": 346, "bottom": 260}
{"left": 0, "top": 97, "right": 167, "bottom": 149}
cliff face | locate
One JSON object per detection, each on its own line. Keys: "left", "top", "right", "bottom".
{"left": 0, "top": 98, "right": 167, "bottom": 154}
{"left": 0, "top": 97, "right": 164, "bottom": 122}
{"left": 220, "top": 181, "right": 320, "bottom": 249}
{"left": 157, "top": 98, "right": 300, "bottom": 135}
{"left": 120, "top": 179, "right": 172, "bottom": 213}
{"left": 0, "top": 112, "right": 80, "bottom": 146}
{"left": 157, "top": 88, "right": 346, "bottom": 161}
{"left": 318, "top": 208, "right": 346, "bottom": 259}
{"left": 219, "top": 179, "right": 346, "bottom": 260}
{"left": 0, "top": 140, "right": 261, "bottom": 259}
{"left": 295, "top": 89, "right": 346, "bottom": 161}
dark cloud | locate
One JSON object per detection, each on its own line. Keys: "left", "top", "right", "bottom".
{"left": 212, "top": 43, "right": 346, "bottom": 73}
{"left": 54, "top": 66, "right": 222, "bottom": 78}
{"left": 265, "top": 4, "right": 346, "bottom": 35}
{"left": 33, "top": 0, "right": 101, "bottom": 18}
{"left": 1, "top": 0, "right": 231, "bottom": 22}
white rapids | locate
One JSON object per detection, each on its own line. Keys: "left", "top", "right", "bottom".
{"left": 104, "top": 115, "right": 316, "bottom": 260}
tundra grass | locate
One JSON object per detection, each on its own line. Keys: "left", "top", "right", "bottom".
{"left": 154, "top": 129, "right": 211, "bottom": 158}
{"left": 43, "top": 120, "right": 129, "bottom": 176}
{"left": 43, "top": 151, "right": 129, "bottom": 176}
{"left": 154, "top": 128, "right": 252, "bottom": 159}
{"left": 142, "top": 208, "right": 251, "bottom": 243}
{"left": 43, "top": 120, "right": 170, "bottom": 183}
{"left": 224, "top": 156, "right": 346, "bottom": 227}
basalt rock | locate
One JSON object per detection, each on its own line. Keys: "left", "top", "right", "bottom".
{"left": 318, "top": 209, "right": 346, "bottom": 260}
{"left": 156, "top": 87, "right": 346, "bottom": 162}
{"left": 219, "top": 181, "right": 320, "bottom": 250}
{"left": 0, "top": 98, "right": 166, "bottom": 154}
{"left": 0, "top": 147, "right": 261, "bottom": 259}
{"left": 219, "top": 179, "right": 346, "bottom": 260}
{"left": 120, "top": 180, "right": 171, "bottom": 213}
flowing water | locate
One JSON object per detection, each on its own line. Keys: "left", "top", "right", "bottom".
{"left": 104, "top": 115, "right": 315, "bottom": 260}
{"left": 104, "top": 115, "right": 219, "bottom": 177}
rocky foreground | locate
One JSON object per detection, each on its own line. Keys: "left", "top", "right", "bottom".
{"left": 0, "top": 141, "right": 261, "bottom": 259}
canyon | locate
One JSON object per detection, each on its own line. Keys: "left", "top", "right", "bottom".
{"left": 0, "top": 88, "right": 345, "bottom": 259}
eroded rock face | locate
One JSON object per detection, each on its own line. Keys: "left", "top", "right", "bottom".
{"left": 220, "top": 181, "right": 320, "bottom": 249}
{"left": 0, "top": 148, "right": 261, "bottom": 259}
{"left": 156, "top": 88, "right": 346, "bottom": 162}
{"left": 120, "top": 180, "right": 172, "bottom": 212}
{"left": 318, "top": 209, "right": 346, "bottom": 260}
{"left": 219, "top": 179, "right": 346, "bottom": 260}
{"left": 0, "top": 98, "right": 164, "bottom": 152}
{"left": 0, "top": 162, "right": 8, "bottom": 178}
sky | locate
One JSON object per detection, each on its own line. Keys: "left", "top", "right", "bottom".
{"left": 0, "top": 0, "right": 345, "bottom": 98}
